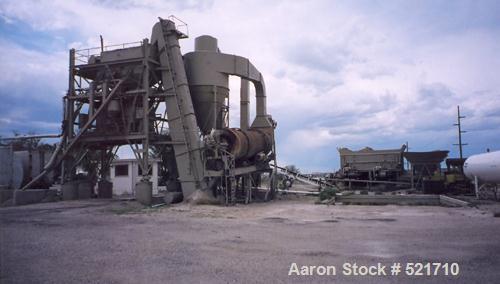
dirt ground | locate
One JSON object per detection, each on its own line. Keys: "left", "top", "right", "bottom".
{"left": 1, "top": 195, "right": 500, "bottom": 283}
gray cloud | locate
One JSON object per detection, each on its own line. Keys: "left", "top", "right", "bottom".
{"left": 286, "top": 42, "right": 352, "bottom": 74}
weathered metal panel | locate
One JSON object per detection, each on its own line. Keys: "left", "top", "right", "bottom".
{"left": 338, "top": 146, "right": 406, "bottom": 171}
{"left": 403, "top": 151, "right": 449, "bottom": 164}
{"left": 100, "top": 46, "right": 143, "bottom": 62}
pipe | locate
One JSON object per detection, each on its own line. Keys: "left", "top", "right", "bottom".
{"left": 474, "top": 175, "right": 479, "bottom": 199}
{"left": 240, "top": 78, "right": 250, "bottom": 130}
{"left": 184, "top": 49, "right": 273, "bottom": 128}
{"left": 222, "top": 55, "right": 268, "bottom": 119}
{"left": 0, "top": 134, "right": 62, "bottom": 141}
{"left": 277, "top": 189, "right": 319, "bottom": 196}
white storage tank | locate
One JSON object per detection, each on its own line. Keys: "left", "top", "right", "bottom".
{"left": 464, "top": 151, "right": 500, "bottom": 183}
{"left": 184, "top": 35, "right": 229, "bottom": 134}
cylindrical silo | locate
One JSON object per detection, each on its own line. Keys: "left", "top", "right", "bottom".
{"left": 184, "top": 35, "right": 229, "bottom": 134}
{"left": 11, "top": 149, "right": 55, "bottom": 189}
{"left": 12, "top": 151, "right": 29, "bottom": 189}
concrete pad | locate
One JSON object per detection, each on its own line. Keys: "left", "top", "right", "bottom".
{"left": 13, "top": 189, "right": 49, "bottom": 206}
{"left": 0, "top": 188, "right": 14, "bottom": 203}
{"left": 2, "top": 198, "right": 500, "bottom": 283}
{"left": 337, "top": 194, "right": 441, "bottom": 205}
{"left": 440, "top": 195, "right": 470, "bottom": 207}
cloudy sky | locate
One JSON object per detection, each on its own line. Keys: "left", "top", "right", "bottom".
{"left": 1, "top": 0, "right": 499, "bottom": 172}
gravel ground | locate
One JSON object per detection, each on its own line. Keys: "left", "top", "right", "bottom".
{"left": 1, "top": 196, "right": 500, "bottom": 283}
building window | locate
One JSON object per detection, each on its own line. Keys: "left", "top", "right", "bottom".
{"left": 115, "top": 165, "right": 129, "bottom": 176}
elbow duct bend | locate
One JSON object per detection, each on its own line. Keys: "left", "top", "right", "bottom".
{"left": 184, "top": 35, "right": 274, "bottom": 134}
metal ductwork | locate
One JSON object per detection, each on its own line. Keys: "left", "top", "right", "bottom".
{"left": 184, "top": 35, "right": 274, "bottom": 135}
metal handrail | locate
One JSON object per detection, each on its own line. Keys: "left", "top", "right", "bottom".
{"left": 74, "top": 41, "right": 143, "bottom": 63}
{"left": 74, "top": 15, "right": 187, "bottom": 64}
{"left": 168, "top": 15, "right": 189, "bottom": 37}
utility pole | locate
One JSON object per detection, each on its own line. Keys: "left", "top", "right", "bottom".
{"left": 405, "top": 141, "right": 409, "bottom": 170}
{"left": 453, "top": 105, "right": 467, "bottom": 159}
{"left": 405, "top": 141, "right": 414, "bottom": 188}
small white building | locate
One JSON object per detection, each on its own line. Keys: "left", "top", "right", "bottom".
{"left": 110, "top": 159, "right": 164, "bottom": 196}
